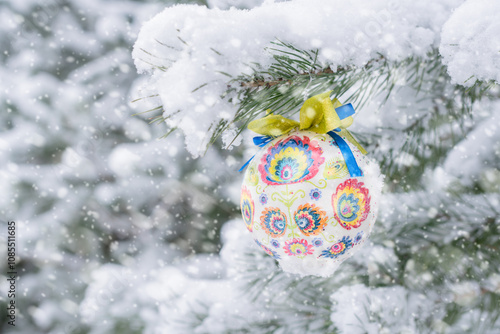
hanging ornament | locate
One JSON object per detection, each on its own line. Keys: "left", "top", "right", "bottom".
{"left": 240, "top": 91, "right": 383, "bottom": 277}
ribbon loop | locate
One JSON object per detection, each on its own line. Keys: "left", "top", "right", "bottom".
{"left": 335, "top": 103, "right": 355, "bottom": 119}
{"left": 247, "top": 114, "right": 299, "bottom": 137}
{"left": 253, "top": 135, "right": 275, "bottom": 147}
{"left": 299, "top": 91, "right": 341, "bottom": 133}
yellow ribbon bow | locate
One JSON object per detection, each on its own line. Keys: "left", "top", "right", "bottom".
{"left": 247, "top": 91, "right": 367, "bottom": 154}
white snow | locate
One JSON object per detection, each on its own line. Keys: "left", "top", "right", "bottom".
{"left": 450, "top": 281, "right": 481, "bottom": 306}
{"left": 440, "top": 0, "right": 500, "bottom": 86}
{"left": 133, "top": 0, "right": 467, "bottom": 156}
{"left": 443, "top": 101, "right": 500, "bottom": 185}
{"left": 330, "top": 284, "right": 438, "bottom": 333}
{"left": 3, "top": 0, "right": 500, "bottom": 332}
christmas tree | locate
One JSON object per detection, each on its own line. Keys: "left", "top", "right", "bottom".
{"left": 1, "top": 0, "right": 235, "bottom": 333}
{"left": 1, "top": 0, "right": 499, "bottom": 333}
{"left": 130, "top": 0, "right": 500, "bottom": 333}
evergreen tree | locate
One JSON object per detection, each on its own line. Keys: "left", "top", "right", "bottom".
{"left": 1, "top": 0, "right": 234, "bottom": 333}
{"left": 1, "top": 0, "right": 499, "bottom": 333}
{"left": 128, "top": 0, "right": 500, "bottom": 333}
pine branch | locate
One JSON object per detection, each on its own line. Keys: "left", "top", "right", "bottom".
{"left": 221, "top": 43, "right": 498, "bottom": 167}
{"left": 239, "top": 67, "right": 341, "bottom": 88}
{"left": 137, "top": 39, "right": 497, "bottom": 163}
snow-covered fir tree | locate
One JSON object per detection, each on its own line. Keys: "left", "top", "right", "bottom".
{"left": 1, "top": 0, "right": 237, "bottom": 333}
{"left": 1, "top": 0, "right": 500, "bottom": 333}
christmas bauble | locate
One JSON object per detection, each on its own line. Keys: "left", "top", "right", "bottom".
{"left": 240, "top": 129, "right": 383, "bottom": 277}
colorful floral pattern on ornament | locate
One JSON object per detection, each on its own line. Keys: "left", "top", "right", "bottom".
{"left": 245, "top": 165, "right": 259, "bottom": 186}
{"left": 319, "top": 236, "right": 353, "bottom": 259}
{"left": 241, "top": 133, "right": 374, "bottom": 268}
{"left": 309, "top": 188, "right": 322, "bottom": 200}
{"left": 283, "top": 238, "right": 314, "bottom": 257}
{"left": 323, "top": 159, "right": 349, "bottom": 180}
{"left": 332, "top": 179, "right": 371, "bottom": 230}
{"left": 259, "top": 136, "right": 324, "bottom": 185}
{"left": 240, "top": 186, "right": 254, "bottom": 232}
{"left": 260, "top": 207, "right": 287, "bottom": 237}
{"left": 255, "top": 240, "right": 280, "bottom": 259}
{"left": 293, "top": 203, "right": 328, "bottom": 236}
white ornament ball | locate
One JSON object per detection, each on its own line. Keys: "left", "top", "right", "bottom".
{"left": 240, "top": 130, "right": 383, "bottom": 277}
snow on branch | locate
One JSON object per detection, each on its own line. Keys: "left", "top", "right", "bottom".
{"left": 133, "top": 0, "right": 466, "bottom": 156}
{"left": 440, "top": 0, "right": 500, "bottom": 87}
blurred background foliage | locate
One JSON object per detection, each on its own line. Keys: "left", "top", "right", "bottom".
{"left": 0, "top": 0, "right": 242, "bottom": 332}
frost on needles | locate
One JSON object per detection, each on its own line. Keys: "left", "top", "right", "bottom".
{"left": 133, "top": 0, "right": 499, "bottom": 157}
{"left": 126, "top": 0, "right": 500, "bottom": 333}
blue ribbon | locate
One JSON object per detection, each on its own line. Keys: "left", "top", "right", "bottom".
{"left": 253, "top": 135, "right": 274, "bottom": 147}
{"left": 329, "top": 103, "right": 363, "bottom": 176}
{"left": 238, "top": 135, "right": 274, "bottom": 172}
{"left": 335, "top": 103, "right": 356, "bottom": 119}
{"left": 327, "top": 131, "right": 363, "bottom": 177}
{"left": 239, "top": 103, "right": 363, "bottom": 177}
